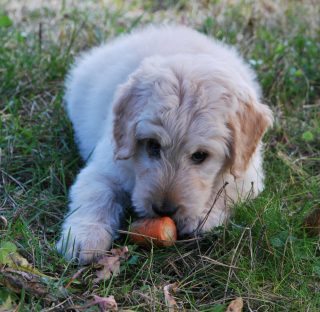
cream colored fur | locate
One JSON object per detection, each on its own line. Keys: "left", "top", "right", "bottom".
{"left": 57, "top": 25, "right": 273, "bottom": 264}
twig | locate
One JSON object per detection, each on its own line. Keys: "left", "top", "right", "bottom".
{"left": 201, "top": 256, "right": 240, "bottom": 269}
{"left": 195, "top": 182, "right": 229, "bottom": 235}
{"left": 42, "top": 298, "right": 70, "bottom": 311}
{"left": 65, "top": 267, "right": 87, "bottom": 289}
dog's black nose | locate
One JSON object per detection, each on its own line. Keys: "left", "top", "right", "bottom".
{"left": 152, "top": 200, "right": 178, "bottom": 217}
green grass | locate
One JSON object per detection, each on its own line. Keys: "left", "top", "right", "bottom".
{"left": 1, "top": 1, "right": 319, "bottom": 311}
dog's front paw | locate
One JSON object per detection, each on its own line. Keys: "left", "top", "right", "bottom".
{"left": 56, "top": 223, "right": 113, "bottom": 265}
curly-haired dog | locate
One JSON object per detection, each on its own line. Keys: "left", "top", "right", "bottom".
{"left": 57, "top": 25, "right": 273, "bottom": 264}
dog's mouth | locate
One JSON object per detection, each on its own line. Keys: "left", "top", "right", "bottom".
{"left": 132, "top": 204, "right": 203, "bottom": 239}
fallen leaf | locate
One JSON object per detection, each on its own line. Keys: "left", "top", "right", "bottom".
{"left": 93, "top": 246, "right": 129, "bottom": 283}
{"left": 226, "top": 297, "right": 243, "bottom": 312}
{"left": 163, "top": 282, "right": 179, "bottom": 311}
{"left": 0, "top": 268, "right": 56, "bottom": 302}
{"left": 0, "top": 242, "right": 17, "bottom": 264}
{"left": 110, "top": 246, "right": 129, "bottom": 258}
{"left": 94, "top": 257, "right": 120, "bottom": 282}
{"left": 0, "top": 241, "right": 48, "bottom": 277}
{"left": 0, "top": 242, "right": 61, "bottom": 304}
{"left": 91, "top": 295, "right": 118, "bottom": 311}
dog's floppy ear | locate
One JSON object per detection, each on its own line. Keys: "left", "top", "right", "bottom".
{"left": 227, "top": 100, "right": 273, "bottom": 177}
{"left": 113, "top": 78, "right": 144, "bottom": 160}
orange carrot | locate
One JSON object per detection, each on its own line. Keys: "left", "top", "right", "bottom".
{"left": 129, "top": 216, "right": 177, "bottom": 247}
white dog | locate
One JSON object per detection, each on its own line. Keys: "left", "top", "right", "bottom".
{"left": 57, "top": 25, "right": 273, "bottom": 264}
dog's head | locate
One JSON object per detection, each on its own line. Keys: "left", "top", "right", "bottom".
{"left": 113, "top": 55, "right": 273, "bottom": 235}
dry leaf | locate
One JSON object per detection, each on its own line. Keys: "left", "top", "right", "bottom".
{"left": 110, "top": 246, "right": 129, "bottom": 258}
{"left": 94, "top": 257, "right": 120, "bottom": 283}
{"left": 0, "top": 242, "right": 58, "bottom": 302}
{"left": 0, "top": 268, "right": 56, "bottom": 302}
{"left": 163, "top": 282, "right": 179, "bottom": 311}
{"left": 0, "top": 242, "right": 48, "bottom": 277}
{"left": 226, "top": 297, "right": 243, "bottom": 312}
{"left": 91, "top": 295, "right": 118, "bottom": 311}
{"left": 93, "top": 246, "right": 129, "bottom": 283}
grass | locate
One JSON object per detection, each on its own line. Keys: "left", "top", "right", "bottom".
{"left": 1, "top": 0, "right": 319, "bottom": 311}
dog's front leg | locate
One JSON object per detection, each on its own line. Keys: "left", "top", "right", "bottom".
{"left": 56, "top": 162, "right": 124, "bottom": 264}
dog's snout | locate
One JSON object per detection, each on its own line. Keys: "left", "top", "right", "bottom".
{"left": 152, "top": 200, "right": 179, "bottom": 217}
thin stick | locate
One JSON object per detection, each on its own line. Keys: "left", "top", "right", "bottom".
{"left": 194, "top": 182, "right": 229, "bottom": 235}
{"left": 201, "top": 255, "right": 240, "bottom": 269}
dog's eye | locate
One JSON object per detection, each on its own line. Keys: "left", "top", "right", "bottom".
{"left": 146, "top": 139, "right": 161, "bottom": 158}
{"left": 191, "top": 151, "right": 208, "bottom": 164}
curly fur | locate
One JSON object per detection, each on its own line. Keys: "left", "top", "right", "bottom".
{"left": 57, "top": 25, "right": 273, "bottom": 264}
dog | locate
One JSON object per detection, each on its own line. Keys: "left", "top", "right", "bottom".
{"left": 57, "top": 25, "right": 273, "bottom": 264}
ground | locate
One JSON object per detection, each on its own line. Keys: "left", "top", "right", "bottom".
{"left": 0, "top": 0, "right": 319, "bottom": 311}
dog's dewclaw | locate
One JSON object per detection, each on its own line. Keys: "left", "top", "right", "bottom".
{"left": 129, "top": 216, "right": 177, "bottom": 247}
